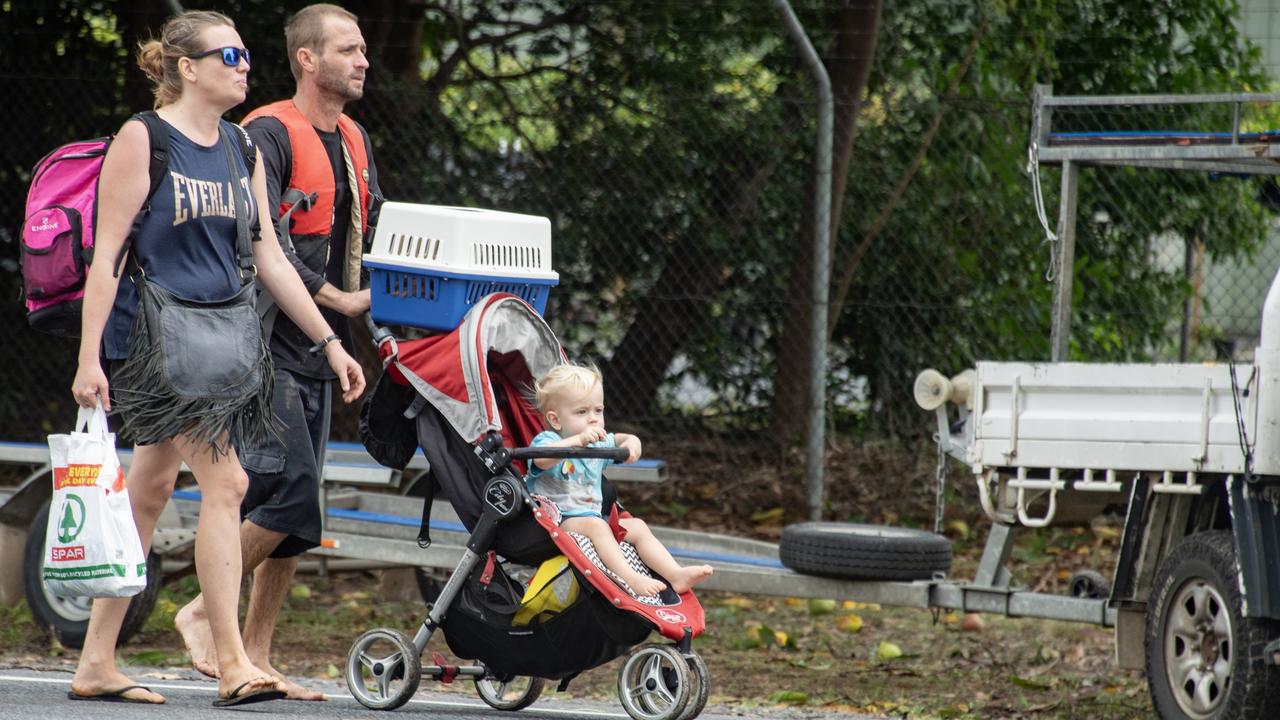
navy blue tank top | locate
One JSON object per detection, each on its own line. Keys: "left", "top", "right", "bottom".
{"left": 104, "top": 119, "right": 257, "bottom": 360}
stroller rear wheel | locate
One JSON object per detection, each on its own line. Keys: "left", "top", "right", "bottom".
{"left": 346, "top": 628, "right": 422, "bottom": 710}
{"left": 617, "top": 644, "right": 693, "bottom": 720}
{"left": 475, "top": 675, "right": 546, "bottom": 710}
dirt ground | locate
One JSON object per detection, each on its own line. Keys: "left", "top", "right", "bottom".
{"left": 0, "top": 436, "right": 1151, "bottom": 718}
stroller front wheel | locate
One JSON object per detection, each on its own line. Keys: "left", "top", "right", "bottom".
{"left": 475, "top": 675, "right": 546, "bottom": 710}
{"left": 617, "top": 644, "right": 693, "bottom": 720}
{"left": 346, "top": 628, "right": 422, "bottom": 710}
{"left": 678, "top": 652, "right": 709, "bottom": 720}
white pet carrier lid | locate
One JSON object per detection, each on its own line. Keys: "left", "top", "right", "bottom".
{"left": 364, "top": 202, "right": 559, "bottom": 282}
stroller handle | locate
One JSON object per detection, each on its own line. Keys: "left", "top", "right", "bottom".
{"left": 510, "top": 446, "right": 632, "bottom": 463}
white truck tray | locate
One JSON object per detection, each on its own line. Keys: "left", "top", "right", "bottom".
{"left": 972, "top": 361, "right": 1254, "bottom": 474}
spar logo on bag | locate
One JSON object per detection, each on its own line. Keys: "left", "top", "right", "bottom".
{"left": 55, "top": 493, "right": 86, "bottom": 544}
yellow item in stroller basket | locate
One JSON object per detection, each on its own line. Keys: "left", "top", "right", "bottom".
{"left": 513, "top": 555, "right": 579, "bottom": 626}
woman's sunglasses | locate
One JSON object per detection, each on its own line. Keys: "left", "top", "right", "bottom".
{"left": 189, "top": 46, "right": 250, "bottom": 67}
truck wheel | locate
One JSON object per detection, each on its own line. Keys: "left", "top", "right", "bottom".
{"left": 22, "top": 501, "right": 162, "bottom": 648}
{"left": 779, "top": 522, "right": 952, "bottom": 581}
{"left": 1146, "top": 531, "right": 1280, "bottom": 719}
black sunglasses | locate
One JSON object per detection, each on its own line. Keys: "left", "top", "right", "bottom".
{"left": 189, "top": 46, "right": 250, "bottom": 67}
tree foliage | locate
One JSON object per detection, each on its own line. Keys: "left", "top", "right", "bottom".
{"left": 0, "top": 0, "right": 1271, "bottom": 443}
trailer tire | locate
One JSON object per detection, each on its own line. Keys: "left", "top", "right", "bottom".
{"left": 778, "top": 522, "right": 952, "bottom": 581}
{"left": 1146, "top": 530, "right": 1280, "bottom": 720}
{"left": 22, "top": 501, "right": 161, "bottom": 649}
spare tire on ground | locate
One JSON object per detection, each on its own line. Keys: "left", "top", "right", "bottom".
{"left": 779, "top": 522, "right": 952, "bottom": 581}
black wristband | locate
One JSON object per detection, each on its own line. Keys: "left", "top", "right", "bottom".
{"left": 309, "top": 333, "right": 341, "bottom": 354}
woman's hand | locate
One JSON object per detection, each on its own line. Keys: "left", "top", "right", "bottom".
{"left": 324, "top": 343, "right": 366, "bottom": 403}
{"left": 72, "top": 362, "right": 110, "bottom": 410}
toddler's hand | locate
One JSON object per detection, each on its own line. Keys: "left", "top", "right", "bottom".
{"left": 619, "top": 435, "right": 642, "bottom": 463}
{"left": 577, "top": 427, "right": 607, "bottom": 445}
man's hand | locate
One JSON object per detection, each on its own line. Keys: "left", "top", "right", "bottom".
{"left": 324, "top": 343, "right": 366, "bottom": 403}
{"left": 342, "top": 289, "right": 371, "bottom": 318}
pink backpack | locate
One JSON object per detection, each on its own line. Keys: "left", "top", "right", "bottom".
{"left": 21, "top": 112, "right": 169, "bottom": 337}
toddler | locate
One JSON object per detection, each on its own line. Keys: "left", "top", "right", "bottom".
{"left": 526, "top": 364, "right": 713, "bottom": 596}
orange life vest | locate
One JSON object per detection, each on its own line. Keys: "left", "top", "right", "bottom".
{"left": 242, "top": 99, "right": 371, "bottom": 244}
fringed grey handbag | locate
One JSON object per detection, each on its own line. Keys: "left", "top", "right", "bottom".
{"left": 113, "top": 125, "right": 273, "bottom": 453}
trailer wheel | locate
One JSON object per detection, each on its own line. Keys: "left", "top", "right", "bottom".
{"left": 22, "top": 501, "right": 161, "bottom": 648}
{"left": 1146, "top": 531, "right": 1280, "bottom": 719}
{"left": 779, "top": 522, "right": 951, "bottom": 581}
{"left": 1068, "top": 570, "right": 1110, "bottom": 600}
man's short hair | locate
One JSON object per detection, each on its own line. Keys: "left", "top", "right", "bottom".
{"left": 286, "top": 3, "right": 358, "bottom": 82}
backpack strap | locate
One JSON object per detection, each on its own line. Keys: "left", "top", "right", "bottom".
{"left": 113, "top": 110, "right": 169, "bottom": 278}
{"left": 227, "top": 122, "right": 260, "bottom": 242}
{"left": 219, "top": 124, "right": 255, "bottom": 285}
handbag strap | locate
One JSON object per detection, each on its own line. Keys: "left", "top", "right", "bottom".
{"left": 219, "top": 124, "right": 255, "bottom": 286}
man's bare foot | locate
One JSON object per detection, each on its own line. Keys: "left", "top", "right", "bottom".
{"left": 174, "top": 598, "right": 219, "bottom": 678}
{"left": 670, "top": 564, "right": 714, "bottom": 594}
{"left": 622, "top": 572, "right": 667, "bottom": 597}
{"left": 70, "top": 669, "right": 165, "bottom": 704}
{"left": 255, "top": 660, "right": 327, "bottom": 701}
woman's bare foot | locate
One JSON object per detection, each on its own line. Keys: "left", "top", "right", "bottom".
{"left": 174, "top": 598, "right": 219, "bottom": 678}
{"left": 621, "top": 571, "right": 667, "bottom": 597}
{"left": 217, "top": 670, "right": 281, "bottom": 701}
{"left": 254, "top": 660, "right": 327, "bottom": 701}
{"left": 69, "top": 669, "right": 165, "bottom": 704}
{"left": 669, "top": 565, "right": 714, "bottom": 594}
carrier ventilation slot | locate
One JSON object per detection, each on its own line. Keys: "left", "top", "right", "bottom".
{"left": 473, "top": 243, "right": 542, "bottom": 270}
{"left": 390, "top": 233, "right": 440, "bottom": 262}
{"left": 465, "top": 281, "right": 544, "bottom": 305}
{"left": 386, "top": 270, "right": 439, "bottom": 301}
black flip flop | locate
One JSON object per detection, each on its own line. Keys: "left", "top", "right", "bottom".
{"left": 67, "top": 685, "right": 162, "bottom": 704}
{"left": 212, "top": 680, "right": 286, "bottom": 708}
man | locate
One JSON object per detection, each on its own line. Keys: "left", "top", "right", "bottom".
{"left": 174, "top": 4, "right": 382, "bottom": 701}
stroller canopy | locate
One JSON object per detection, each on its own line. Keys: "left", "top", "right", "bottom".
{"left": 385, "top": 293, "right": 566, "bottom": 446}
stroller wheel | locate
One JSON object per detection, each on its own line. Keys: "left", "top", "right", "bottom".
{"left": 345, "top": 628, "right": 422, "bottom": 710}
{"left": 617, "top": 644, "right": 692, "bottom": 720}
{"left": 677, "top": 652, "right": 709, "bottom": 720}
{"left": 475, "top": 675, "right": 545, "bottom": 710}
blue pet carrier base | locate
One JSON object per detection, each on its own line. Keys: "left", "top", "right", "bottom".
{"left": 367, "top": 259, "right": 557, "bottom": 331}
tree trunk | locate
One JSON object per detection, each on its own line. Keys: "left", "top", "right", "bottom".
{"left": 768, "top": 0, "right": 883, "bottom": 444}
{"left": 364, "top": 0, "right": 429, "bottom": 83}
{"left": 604, "top": 162, "right": 775, "bottom": 421}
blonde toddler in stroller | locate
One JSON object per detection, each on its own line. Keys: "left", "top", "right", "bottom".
{"left": 527, "top": 364, "right": 713, "bottom": 597}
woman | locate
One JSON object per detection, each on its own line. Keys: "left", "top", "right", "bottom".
{"left": 68, "top": 11, "right": 365, "bottom": 707}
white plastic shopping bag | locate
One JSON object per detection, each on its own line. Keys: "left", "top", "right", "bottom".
{"left": 42, "top": 403, "right": 147, "bottom": 598}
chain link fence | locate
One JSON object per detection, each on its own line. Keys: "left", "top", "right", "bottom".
{"left": 1, "top": 3, "right": 1277, "bottom": 473}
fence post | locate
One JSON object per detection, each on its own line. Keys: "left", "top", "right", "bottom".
{"left": 772, "top": 0, "right": 833, "bottom": 521}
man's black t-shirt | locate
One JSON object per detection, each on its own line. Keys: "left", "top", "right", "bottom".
{"left": 245, "top": 116, "right": 381, "bottom": 379}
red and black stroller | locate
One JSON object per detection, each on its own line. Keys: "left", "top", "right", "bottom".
{"left": 346, "top": 293, "right": 709, "bottom": 720}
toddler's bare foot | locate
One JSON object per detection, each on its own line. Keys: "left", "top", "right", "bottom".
{"left": 670, "top": 565, "right": 714, "bottom": 594}
{"left": 622, "top": 572, "right": 667, "bottom": 597}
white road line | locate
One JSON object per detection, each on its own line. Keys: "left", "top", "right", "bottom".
{"left": 0, "top": 674, "right": 627, "bottom": 717}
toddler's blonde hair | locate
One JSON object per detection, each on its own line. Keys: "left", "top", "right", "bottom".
{"left": 532, "top": 364, "right": 602, "bottom": 413}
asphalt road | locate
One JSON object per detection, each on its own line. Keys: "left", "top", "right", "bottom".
{"left": 0, "top": 668, "right": 872, "bottom": 720}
